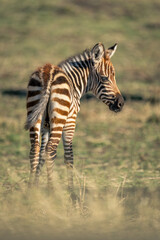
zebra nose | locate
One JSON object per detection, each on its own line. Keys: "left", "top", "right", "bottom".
{"left": 116, "top": 94, "right": 124, "bottom": 110}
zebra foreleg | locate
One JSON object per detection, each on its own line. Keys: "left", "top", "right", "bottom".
{"left": 65, "top": 142, "right": 74, "bottom": 192}
{"left": 62, "top": 116, "right": 76, "bottom": 201}
{"left": 63, "top": 138, "right": 77, "bottom": 204}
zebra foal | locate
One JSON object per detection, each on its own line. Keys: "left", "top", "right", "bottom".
{"left": 25, "top": 43, "right": 124, "bottom": 190}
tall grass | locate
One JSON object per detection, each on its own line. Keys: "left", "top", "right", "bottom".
{"left": 0, "top": 168, "right": 160, "bottom": 240}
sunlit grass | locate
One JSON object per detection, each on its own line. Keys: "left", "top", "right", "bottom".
{"left": 0, "top": 169, "right": 160, "bottom": 240}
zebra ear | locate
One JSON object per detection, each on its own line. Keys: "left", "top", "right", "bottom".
{"left": 91, "top": 43, "right": 105, "bottom": 65}
{"left": 106, "top": 43, "right": 117, "bottom": 58}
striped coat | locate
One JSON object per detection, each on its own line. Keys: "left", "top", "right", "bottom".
{"left": 25, "top": 43, "right": 124, "bottom": 190}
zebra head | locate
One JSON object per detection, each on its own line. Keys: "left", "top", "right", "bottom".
{"left": 91, "top": 43, "right": 124, "bottom": 112}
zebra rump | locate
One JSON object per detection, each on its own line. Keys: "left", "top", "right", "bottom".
{"left": 24, "top": 64, "right": 55, "bottom": 130}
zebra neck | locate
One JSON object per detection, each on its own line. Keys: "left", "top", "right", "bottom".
{"left": 58, "top": 50, "right": 92, "bottom": 99}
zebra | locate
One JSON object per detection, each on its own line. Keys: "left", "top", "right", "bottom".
{"left": 25, "top": 43, "right": 124, "bottom": 191}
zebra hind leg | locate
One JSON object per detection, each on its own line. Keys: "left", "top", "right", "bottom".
{"left": 45, "top": 119, "right": 66, "bottom": 190}
{"left": 28, "top": 122, "right": 41, "bottom": 188}
{"left": 45, "top": 140, "right": 59, "bottom": 190}
{"left": 35, "top": 124, "right": 49, "bottom": 186}
{"left": 45, "top": 119, "right": 70, "bottom": 190}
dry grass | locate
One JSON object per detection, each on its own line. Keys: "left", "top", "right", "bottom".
{"left": 0, "top": 96, "right": 160, "bottom": 240}
{"left": 0, "top": 171, "right": 160, "bottom": 240}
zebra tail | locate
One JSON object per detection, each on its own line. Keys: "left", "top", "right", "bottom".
{"left": 24, "top": 88, "right": 50, "bottom": 131}
{"left": 25, "top": 64, "right": 54, "bottom": 130}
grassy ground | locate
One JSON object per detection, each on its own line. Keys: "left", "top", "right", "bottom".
{"left": 0, "top": 0, "right": 160, "bottom": 239}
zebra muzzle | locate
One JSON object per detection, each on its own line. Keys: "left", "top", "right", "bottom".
{"left": 109, "top": 94, "right": 124, "bottom": 112}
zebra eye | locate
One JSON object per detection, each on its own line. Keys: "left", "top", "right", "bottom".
{"left": 101, "top": 76, "right": 109, "bottom": 82}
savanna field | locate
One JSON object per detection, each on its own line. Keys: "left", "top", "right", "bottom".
{"left": 0, "top": 0, "right": 160, "bottom": 239}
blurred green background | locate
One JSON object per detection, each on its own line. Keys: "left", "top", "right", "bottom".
{"left": 0, "top": 0, "right": 160, "bottom": 239}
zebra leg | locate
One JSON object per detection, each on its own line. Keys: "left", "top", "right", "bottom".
{"left": 45, "top": 114, "right": 70, "bottom": 189}
{"left": 35, "top": 124, "right": 49, "bottom": 186}
{"left": 28, "top": 119, "right": 41, "bottom": 187}
{"left": 45, "top": 141, "right": 57, "bottom": 189}
{"left": 62, "top": 115, "right": 76, "bottom": 196}
{"left": 45, "top": 72, "right": 71, "bottom": 189}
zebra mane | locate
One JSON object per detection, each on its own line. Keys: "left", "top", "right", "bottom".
{"left": 58, "top": 49, "right": 91, "bottom": 68}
